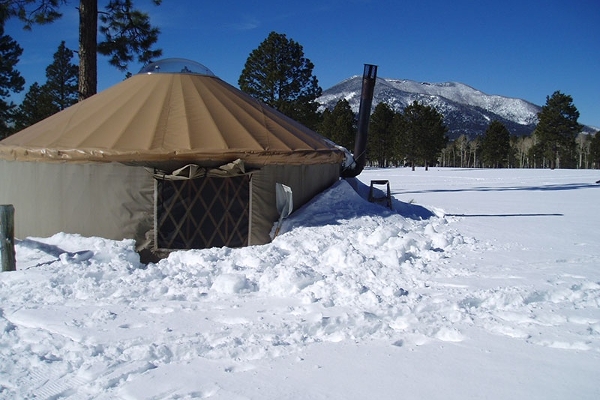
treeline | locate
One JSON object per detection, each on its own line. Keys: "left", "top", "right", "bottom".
{"left": 319, "top": 91, "right": 600, "bottom": 170}
{"left": 438, "top": 129, "right": 600, "bottom": 169}
{"left": 321, "top": 99, "right": 448, "bottom": 170}
{"left": 439, "top": 91, "right": 600, "bottom": 169}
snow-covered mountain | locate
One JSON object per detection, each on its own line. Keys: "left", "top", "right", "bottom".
{"left": 318, "top": 76, "right": 541, "bottom": 139}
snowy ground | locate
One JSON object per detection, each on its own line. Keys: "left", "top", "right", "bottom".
{"left": 1, "top": 167, "right": 599, "bottom": 399}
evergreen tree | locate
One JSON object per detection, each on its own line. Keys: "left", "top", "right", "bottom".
{"left": 45, "top": 40, "right": 78, "bottom": 110}
{"left": 528, "top": 132, "right": 543, "bottom": 168}
{"left": 481, "top": 120, "right": 511, "bottom": 167}
{"left": 392, "top": 111, "right": 407, "bottom": 166}
{"left": 79, "top": 0, "right": 97, "bottom": 99}
{"left": 320, "top": 108, "right": 334, "bottom": 140}
{"left": 397, "top": 107, "right": 418, "bottom": 170}
{"left": 319, "top": 99, "right": 356, "bottom": 150}
{"left": 0, "top": 17, "right": 25, "bottom": 138}
{"left": 1, "top": 0, "right": 63, "bottom": 28}
{"left": 589, "top": 131, "right": 600, "bottom": 169}
{"left": 534, "top": 91, "right": 582, "bottom": 169}
{"left": 98, "top": 0, "right": 162, "bottom": 71}
{"left": 3, "top": 0, "right": 162, "bottom": 100}
{"left": 402, "top": 101, "right": 448, "bottom": 170}
{"left": 12, "top": 81, "right": 56, "bottom": 130}
{"left": 239, "top": 31, "right": 322, "bottom": 130}
{"left": 12, "top": 41, "right": 78, "bottom": 131}
{"left": 367, "top": 102, "right": 396, "bottom": 167}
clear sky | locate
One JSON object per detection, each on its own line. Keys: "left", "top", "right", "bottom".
{"left": 5, "top": 0, "right": 599, "bottom": 128}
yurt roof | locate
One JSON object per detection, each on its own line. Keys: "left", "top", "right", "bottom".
{"left": 0, "top": 59, "right": 343, "bottom": 167}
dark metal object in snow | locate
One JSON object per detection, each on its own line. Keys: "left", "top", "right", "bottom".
{"left": 368, "top": 180, "right": 392, "bottom": 210}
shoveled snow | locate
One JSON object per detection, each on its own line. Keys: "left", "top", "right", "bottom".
{"left": 1, "top": 168, "right": 599, "bottom": 399}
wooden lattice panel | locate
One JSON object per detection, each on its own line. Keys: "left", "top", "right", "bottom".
{"left": 155, "top": 175, "right": 250, "bottom": 249}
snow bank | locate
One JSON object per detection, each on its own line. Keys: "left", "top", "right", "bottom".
{"left": 1, "top": 168, "right": 599, "bottom": 399}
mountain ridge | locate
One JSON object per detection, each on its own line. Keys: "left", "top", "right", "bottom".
{"left": 318, "top": 76, "right": 543, "bottom": 140}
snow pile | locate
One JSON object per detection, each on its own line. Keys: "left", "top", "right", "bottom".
{"left": 1, "top": 168, "right": 599, "bottom": 399}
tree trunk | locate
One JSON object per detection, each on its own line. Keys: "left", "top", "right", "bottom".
{"left": 79, "top": 0, "right": 98, "bottom": 100}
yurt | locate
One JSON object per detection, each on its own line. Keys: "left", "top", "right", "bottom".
{"left": 0, "top": 59, "right": 344, "bottom": 256}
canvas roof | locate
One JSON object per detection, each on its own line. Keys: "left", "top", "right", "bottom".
{"left": 0, "top": 66, "right": 343, "bottom": 167}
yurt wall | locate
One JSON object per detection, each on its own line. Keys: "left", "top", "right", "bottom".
{"left": 0, "top": 160, "right": 154, "bottom": 244}
{"left": 249, "top": 163, "right": 340, "bottom": 245}
{"left": 0, "top": 159, "right": 340, "bottom": 252}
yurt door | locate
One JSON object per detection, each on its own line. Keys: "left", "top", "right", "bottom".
{"left": 155, "top": 175, "right": 250, "bottom": 250}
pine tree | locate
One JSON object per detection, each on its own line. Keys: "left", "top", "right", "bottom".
{"left": 1, "top": 0, "right": 63, "bottom": 28}
{"left": 319, "top": 99, "right": 356, "bottom": 150}
{"left": 396, "top": 107, "right": 417, "bottom": 170}
{"left": 390, "top": 111, "right": 405, "bottom": 166}
{"left": 239, "top": 31, "right": 322, "bottom": 130}
{"left": 367, "top": 102, "right": 396, "bottom": 168}
{"left": 0, "top": 18, "right": 25, "bottom": 138}
{"left": 97, "top": 0, "right": 162, "bottom": 71}
{"left": 481, "top": 120, "right": 511, "bottom": 167}
{"left": 12, "top": 40, "right": 77, "bottom": 130}
{"left": 401, "top": 101, "right": 448, "bottom": 170}
{"left": 3, "top": 0, "right": 162, "bottom": 100}
{"left": 534, "top": 91, "right": 582, "bottom": 169}
{"left": 12, "top": 82, "right": 56, "bottom": 130}
{"left": 589, "top": 131, "right": 600, "bottom": 169}
{"left": 45, "top": 40, "right": 78, "bottom": 110}
{"left": 79, "top": 0, "right": 97, "bottom": 100}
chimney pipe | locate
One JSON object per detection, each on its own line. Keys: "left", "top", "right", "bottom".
{"left": 342, "top": 64, "right": 378, "bottom": 178}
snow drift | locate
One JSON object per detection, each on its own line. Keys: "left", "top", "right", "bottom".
{"left": 1, "top": 168, "right": 599, "bottom": 399}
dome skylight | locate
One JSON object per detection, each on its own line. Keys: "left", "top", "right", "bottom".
{"left": 139, "top": 58, "right": 215, "bottom": 76}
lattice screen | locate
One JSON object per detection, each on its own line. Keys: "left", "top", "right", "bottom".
{"left": 155, "top": 175, "right": 250, "bottom": 250}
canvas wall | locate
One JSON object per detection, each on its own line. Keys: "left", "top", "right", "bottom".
{"left": 249, "top": 163, "right": 340, "bottom": 245}
{"left": 0, "top": 160, "right": 154, "bottom": 246}
{"left": 0, "top": 160, "right": 340, "bottom": 251}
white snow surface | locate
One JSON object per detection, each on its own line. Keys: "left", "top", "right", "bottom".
{"left": 1, "top": 168, "right": 599, "bottom": 399}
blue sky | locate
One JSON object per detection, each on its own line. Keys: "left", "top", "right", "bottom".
{"left": 5, "top": 0, "right": 599, "bottom": 128}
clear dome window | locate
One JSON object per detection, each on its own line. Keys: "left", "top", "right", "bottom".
{"left": 139, "top": 58, "right": 215, "bottom": 76}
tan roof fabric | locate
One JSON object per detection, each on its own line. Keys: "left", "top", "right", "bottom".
{"left": 0, "top": 73, "right": 343, "bottom": 166}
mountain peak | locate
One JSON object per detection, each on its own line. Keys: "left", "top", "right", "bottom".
{"left": 318, "top": 77, "right": 541, "bottom": 139}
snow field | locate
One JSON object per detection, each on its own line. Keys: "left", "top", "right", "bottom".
{"left": 0, "top": 168, "right": 599, "bottom": 399}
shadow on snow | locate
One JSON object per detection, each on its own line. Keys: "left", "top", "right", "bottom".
{"left": 398, "top": 182, "right": 599, "bottom": 196}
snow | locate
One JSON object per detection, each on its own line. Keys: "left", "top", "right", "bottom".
{"left": 381, "top": 79, "right": 540, "bottom": 124}
{"left": 320, "top": 77, "right": 540, "bottom": 127}
{"left": 1, "top": 167, "right": 599, "bottom": 399}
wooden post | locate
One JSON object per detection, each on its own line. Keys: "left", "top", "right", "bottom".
{"left": 0, "top": 205, "right": 16, "bottom": 272}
